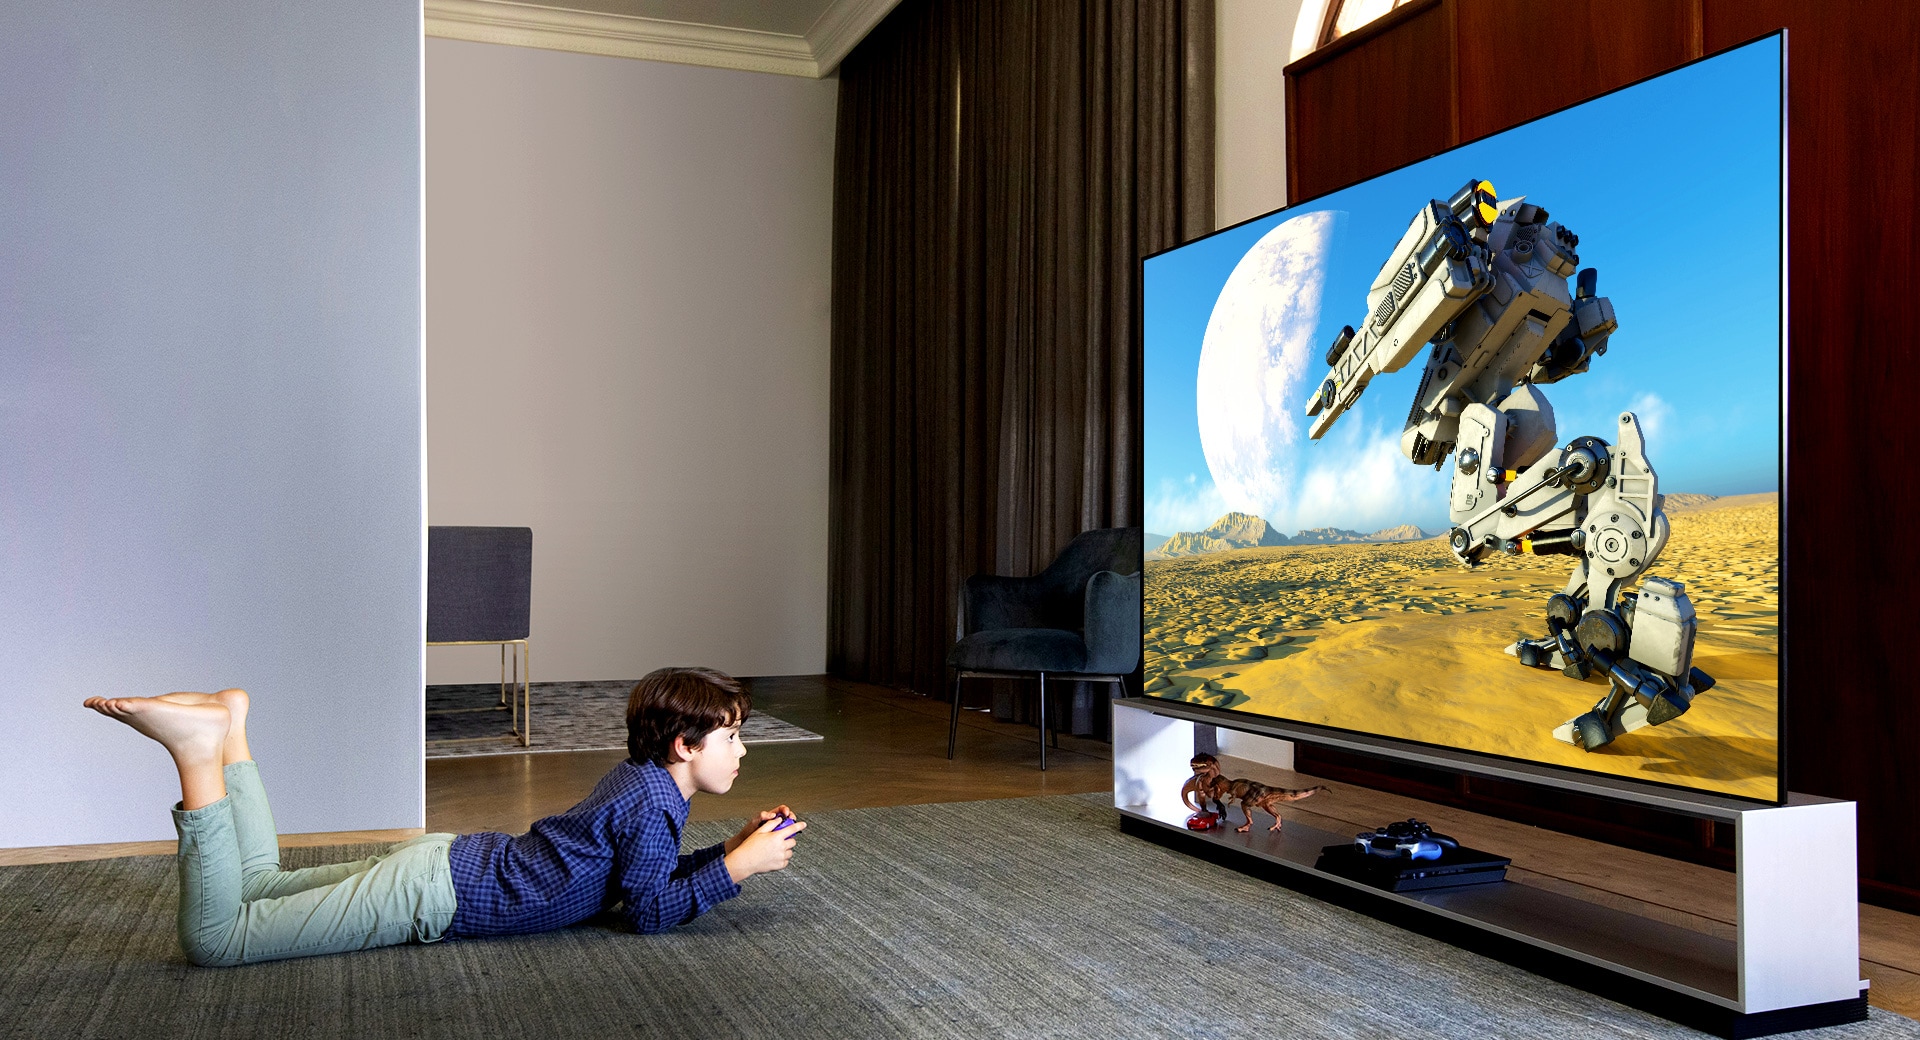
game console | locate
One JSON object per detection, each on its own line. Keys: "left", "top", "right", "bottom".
{"left": 1316, "top": 818, "right": 1510, "bottom": 892}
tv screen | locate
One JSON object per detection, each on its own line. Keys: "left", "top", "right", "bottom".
{"left": 1141, "top": 35, "right": 1783, "bottom": 803}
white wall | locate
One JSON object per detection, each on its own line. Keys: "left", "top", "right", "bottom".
{"left": 425, "top": 39, "right": 837, "bottom": 684}
{"left": 1216, "top": 0, "right": 1311, "bottom": 770}
{"left": 1, "top": 1, "right": 424, "bottom": 845}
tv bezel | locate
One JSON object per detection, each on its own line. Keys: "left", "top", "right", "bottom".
{"left": 1135, "top": 30, "right": 1789, "bottom": 808}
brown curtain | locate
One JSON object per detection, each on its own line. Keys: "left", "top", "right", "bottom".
{"left": 828, "top": 0, "right": 1215, "bottom": 735}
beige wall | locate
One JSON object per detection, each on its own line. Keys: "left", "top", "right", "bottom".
{"left": 426, "top": 39, "right": 837, "bottom": 684}
{"left": 1216, "top": 0, "right": 1309, "bottom": 227}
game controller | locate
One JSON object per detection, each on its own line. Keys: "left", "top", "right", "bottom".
{"left": 770, "top": 813, "right": 800, "bottom": 834}
{"left": 1354, "top": 819, "right": 1459, "bottom": 861}
{"left": 1185, "top": 811, "right": 1223, "bottom": 831}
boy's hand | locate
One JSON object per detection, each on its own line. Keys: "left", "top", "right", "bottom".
{"left": 723, "top": 816, "right": 805, "bottom": 883}
{"left": 726, "top": 806, "right": 794, "bottom": 854}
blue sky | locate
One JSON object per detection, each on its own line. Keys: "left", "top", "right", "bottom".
{"left": 1144, "top": 36, "right": 1783, "bottom": 538}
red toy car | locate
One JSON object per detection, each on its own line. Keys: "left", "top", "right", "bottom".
{"left": 1186, "top": 811, "right": 1223, "bottom": 831}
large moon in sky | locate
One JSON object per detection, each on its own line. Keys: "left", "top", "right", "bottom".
{"left": 1197, "top": 210, "right": 1338, "bottom": 523}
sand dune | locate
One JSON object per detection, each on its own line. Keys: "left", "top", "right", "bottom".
{"left": 1143, "top": 496, "right": 1779, "bottom": 800}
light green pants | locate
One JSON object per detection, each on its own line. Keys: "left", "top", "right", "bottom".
{"left": 170, "top": 761, "right": 458, "bottom": 966}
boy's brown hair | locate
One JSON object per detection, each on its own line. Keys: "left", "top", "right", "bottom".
{"left": 626, "top": 667, "right": 752, "bottom": 766}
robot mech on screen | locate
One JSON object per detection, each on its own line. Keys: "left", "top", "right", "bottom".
{"left": 1303, "top": 179, "right": 1716, "bottom": 752}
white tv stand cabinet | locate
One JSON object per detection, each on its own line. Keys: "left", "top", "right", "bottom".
{"left": 1112, "top": 697, "right": 1867, "bottom": 1039}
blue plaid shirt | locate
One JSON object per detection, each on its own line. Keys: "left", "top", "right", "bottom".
{"left": 444, "top": 758, "right": 740, "bottom": 937}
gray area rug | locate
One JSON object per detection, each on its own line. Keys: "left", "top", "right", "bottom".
{"left": 426, "top": 680, "right": 822, "bottom": 758}
{"left": 0, "top": 794, "right": 1912, "bottom": 1040}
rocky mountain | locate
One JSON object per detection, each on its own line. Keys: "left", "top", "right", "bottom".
{"left": 1144, "top": 532, "right": 1173, "bottom": 554}
{"left": 1287, "top": 526, "right": 1374, "bottom": 544}
{"left": 1288, "top": 524, "right": 1430, "bottom": 544}
{"left": 1659, "top": 493, "right": 1718, "bottom": 513}
{"left": 1204, "top": 512, "right": 1288, "bottom": 546}
{"left": 1150, "top": 512, "right": 1288, "bottom": 559}
{"left": 1149, "top": 513, "right": 1432, "bottom": 560}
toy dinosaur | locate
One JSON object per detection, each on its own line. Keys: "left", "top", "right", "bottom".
{"left": 1182, "top": 753, "right": 1331, "bottom": 833}
{"left": 1181, "top": 753, "right": 1232, "bottom": 820}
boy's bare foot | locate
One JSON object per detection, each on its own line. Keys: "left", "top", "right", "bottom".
{"left": 151, "top": 689, "right": 251, "bottom": 763}
{"left": 210, "top": 689, "right": 248, "bottom": 728}
{"left": 83, "top": 697, "right": 230, "bottom": 766}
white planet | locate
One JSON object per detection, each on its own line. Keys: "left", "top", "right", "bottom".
{"left": 1196, "top": 210, "right": 1338, "bottom": 523}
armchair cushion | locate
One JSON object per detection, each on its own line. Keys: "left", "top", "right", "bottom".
{"left": 963, "top": 574, "right": 1050, "bottom": 634}
{"left": 946, "top": 627, "right": 1089, "bottom": 675}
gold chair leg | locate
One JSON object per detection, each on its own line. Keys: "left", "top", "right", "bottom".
{"left": 509, "top": 641, "right": 523, "bottom": 743}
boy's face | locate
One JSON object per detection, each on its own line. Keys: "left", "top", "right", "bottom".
{"left": 682, "top": 717, "right": 746, "bottom": 795}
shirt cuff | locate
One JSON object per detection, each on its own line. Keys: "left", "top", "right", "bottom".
{"left": 692, "top": 842, "right": 742, "bottom": 904}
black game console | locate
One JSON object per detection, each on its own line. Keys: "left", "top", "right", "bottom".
{"left": 1315, "top": 820, "right": 1511, "bottom": 892}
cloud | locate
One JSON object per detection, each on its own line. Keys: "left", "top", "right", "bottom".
{"left": 1146, "top": 473, "right": 1233, "bottom": 536}
{"left": 1153, "top": 405, "right": 1452, "bottom": 539}
{"left": 1625, "top": 391, "right": 1674, "bottom": 447}
{"left": 1281, "top": 405, "right": 1450, "bottom": 534}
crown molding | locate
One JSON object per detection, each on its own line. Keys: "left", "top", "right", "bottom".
{"left": 804, "top": 0, "right": 903, "bottom": 75}
{"left": 425, "top": 0, "right": 817, "bottom": 77}
{"left": 424, "top": 0, "right": 905, "bottom": 78}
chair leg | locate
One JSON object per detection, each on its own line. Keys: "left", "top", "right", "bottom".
{"left": 1037, "top": 672, "right": 1047, "bottom": 772}
{"left": 947, "top": 672, "right": 963, "bottom": 760}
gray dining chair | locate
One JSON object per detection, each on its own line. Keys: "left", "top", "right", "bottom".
{"left": 427, "top": 526, "right": 533, "bottom": 746}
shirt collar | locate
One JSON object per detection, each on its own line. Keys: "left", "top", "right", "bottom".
{"left": 629, "top": 758, "right": 691, "bottom": 827}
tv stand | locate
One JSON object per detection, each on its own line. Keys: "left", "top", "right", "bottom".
{"left": 1112, "top": 698, "right": 1867, "bottom": 1039}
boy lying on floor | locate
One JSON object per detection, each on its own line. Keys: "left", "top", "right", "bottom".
{"left": 83, "top": 666, "right": 802, "bottom": 966}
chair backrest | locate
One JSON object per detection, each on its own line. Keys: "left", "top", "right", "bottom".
{"left": 427, "top": 526, "right": 532, "bottom": 643}
{"left": 1037, "top": 527, "right": 1142, "bottom": 630}
{"left": 1082, "top": 570, "right": 1143, "bottom": 675}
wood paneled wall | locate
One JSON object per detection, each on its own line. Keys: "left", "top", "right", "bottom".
{"left": 1283, "top": 0, "right": 1920, "bottom": 908}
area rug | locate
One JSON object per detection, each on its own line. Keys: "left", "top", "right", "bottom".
{"left": 0, "top": 794, "right": 1911, "bottom": 1040}
{"left": 425, "top": 680, "right": 823, "bottom": 758}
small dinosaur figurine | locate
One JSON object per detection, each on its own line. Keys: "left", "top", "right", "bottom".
{"left": 1182, "top": 753, "right": 1331, "bottom": 833}
{"left": 1181, "top": 753, "right": 1233, "bottom": 819}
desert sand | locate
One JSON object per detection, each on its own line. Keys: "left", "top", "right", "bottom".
{"left": 1143, "top": 496, "right": 1779, "bottom": 800}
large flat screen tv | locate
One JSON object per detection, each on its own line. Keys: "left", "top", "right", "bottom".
{"left": 1141, "top": 34, "right": 1784, "bottom": 803}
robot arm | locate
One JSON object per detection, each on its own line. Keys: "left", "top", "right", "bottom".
{"left": 1304, "top": 180, "right": 1501, "bottom": 440}
{"left": 1530, "top": 268, "right": 1618, "bottom": 384}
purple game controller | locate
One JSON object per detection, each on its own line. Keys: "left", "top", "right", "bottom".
{"left": 770, "top": 813, "right": 799, "bottom": 834}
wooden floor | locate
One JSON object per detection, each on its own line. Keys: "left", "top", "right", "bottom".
{"left": 8, "top": 674, "right": 1915, "bottom": 1021}
{"left": 424, "top": 675, "right": 1115, "bottom": 834}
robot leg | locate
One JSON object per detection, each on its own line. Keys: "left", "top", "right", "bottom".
{"left": 1523, "top": 596, "right": 1717, "bottom": 750}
